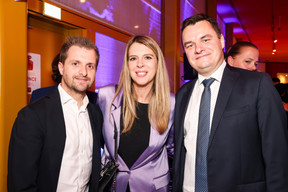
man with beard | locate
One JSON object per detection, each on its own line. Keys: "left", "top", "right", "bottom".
{"left": 8, "top": 36, "right": 103, "bottom": 192}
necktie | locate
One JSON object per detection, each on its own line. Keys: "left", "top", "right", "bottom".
{"left": 195, "top": 78, "right": 215, "bottom": 192}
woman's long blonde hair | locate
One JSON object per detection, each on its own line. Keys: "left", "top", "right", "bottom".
{"left": 111, "top": 35, "right": 171, "bottom": 134}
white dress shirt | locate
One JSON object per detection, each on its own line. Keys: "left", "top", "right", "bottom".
{"left": 183, "top": 62, "right": 226, "bottom": 192}
{"left": 56, "top": 84, "right": 93, "bottom": 192}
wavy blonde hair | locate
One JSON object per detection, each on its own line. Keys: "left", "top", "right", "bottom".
{"left": 111, "top": 35, "right": 171, "bottom": 134}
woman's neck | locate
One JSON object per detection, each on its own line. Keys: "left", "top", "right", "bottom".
{"left": 133, "top": 84, "right": 153, "bottom": 104}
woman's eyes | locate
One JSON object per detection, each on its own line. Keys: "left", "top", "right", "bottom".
{"left": 144, "top": 55, "right": 153, "bottom": 60}
{"left": 129, "top": 57, "right": 136, "bottom": 61}
{"left": 129, "top": 55, "right": 154, "bottom": 61}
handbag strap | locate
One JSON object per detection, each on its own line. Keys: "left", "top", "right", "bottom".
{"left": 113, "top": 84, "right": 118, "bottom": 161}
{"left": 111, "top": 84, "right": 119, "bottom": 192}
{"left": 113, "top": 119, "right": 118, "bottom": 161}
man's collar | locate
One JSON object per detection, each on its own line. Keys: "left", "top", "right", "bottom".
{"left": 198, "top": 61, "right": 226, "bottom": 84}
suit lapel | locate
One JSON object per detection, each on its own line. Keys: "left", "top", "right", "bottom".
{"left": 110, "top": 90, "right": 122, "bottom": 158}
{"left": 87, "top": 103, "right": 101, "bottom": 158}
{"left": 209, "top": 66, "right": 239, "bottom": 146}
{"left": 173, "top": 80, "right": 197, "bottom": 187}
{"left": 175, "top": 79, "right": 196, "bottom": 168}
{"left": 178, "top": 80, "right": 197, "bottom": 132}
{"left": 87, "top": 103, "right": 100, "bottom": 147}
{"left": 87, "top": 102, "right": 102, "bottom": 190}
{"left": 45, "top": 88, "right": 66, "bottom": 189}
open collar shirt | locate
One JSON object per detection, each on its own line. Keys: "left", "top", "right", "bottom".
{"left": 56, "top": 84, "right": 93, "bottom": 192}
{"left": 183, "top": 61, "right": 226, "bottom": 192}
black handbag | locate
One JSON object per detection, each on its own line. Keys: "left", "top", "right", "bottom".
{"left": 98, "top": 108, "right": 119, "bottom": 192}
{"left": 98, "top": 160, "right": 119, "bottom": 192}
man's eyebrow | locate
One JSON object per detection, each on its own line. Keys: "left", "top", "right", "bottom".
{"left": 200, "top": 34, "right": 212, "bottom": 39}
{"left": 183, "top": 41, "right": 192, "bottom": 47}
{"left": 183, "top": 34, "right": 213, "bottom": 47}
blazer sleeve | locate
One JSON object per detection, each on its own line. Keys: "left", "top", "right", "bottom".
{"left": 257, "top": 73, "right": 288, "bottom": 191}
{"left": 97, "top": 86, "right": 112, "bottom": 114}
{"left": 8, "top": 106, "right": 45, "bottom": 192}
{"left": 97, "top": 85, "right": 115, "bottom": 165}
{"left": 166, "top": 93, "right": 175, "bottom": 155}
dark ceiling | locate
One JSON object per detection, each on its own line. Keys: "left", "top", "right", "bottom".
{"left": 217, "top": 0, "right": 288, "bottom": 64}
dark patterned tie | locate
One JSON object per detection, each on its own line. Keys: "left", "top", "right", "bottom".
{"left": 195, "top": 78, "right": 215, "bottom": 192}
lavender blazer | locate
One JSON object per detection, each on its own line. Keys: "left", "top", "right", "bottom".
{"left": 98, "top": 85, "right": 175, "bottom": 191}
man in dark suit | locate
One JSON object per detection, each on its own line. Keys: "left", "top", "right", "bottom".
{"left": 8, "top": 36, "right": 103, "bottom": 191}
{"left": 172, "top": 14, "right": 288, "bottom": 192}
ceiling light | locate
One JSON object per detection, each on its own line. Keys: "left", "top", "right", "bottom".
{"left": 134, "top": 25, "right": 139, "bottom": 29}
{"left": 43, "top": 2, "right": 61, "bottom": 20}
{"left": 271, "top": 0, "right": 278, "bottom": 55}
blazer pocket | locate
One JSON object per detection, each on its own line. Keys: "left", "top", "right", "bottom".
{"left": 223, "top": 105, "right": 250, "bottom": 118}
{"left": 153, "top": 171, "right": 169, "bottom": 190}
{"left": 237, "top": 181, "right": 266, "bottom": 192}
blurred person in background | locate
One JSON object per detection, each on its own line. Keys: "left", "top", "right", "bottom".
{"left": 226, "top": 41, "right": 259, "bottom": 71}
{"left": 272, "top": 77, "right": 280, "bottom": 86}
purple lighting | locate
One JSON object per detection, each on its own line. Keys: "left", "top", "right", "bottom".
{"left": 141, "top": 0, "right": 161, "bottom": 14}
{"left": 222, "top": 17, "right": 239, "bottom": 23}
{"left": 181, "top": 0, "right": 198, "bottom": 23}
{"left": 50, "top": 0, "right": 162, "bottom": 44}
{"left": 233, "top": 27, "right": 244, "bottom": 34}
{"left": 217, "top": 4, "right": 234, "bottom": 15}
{"left": 217, "top": 4, "right": 239, "bottom": 23}
{"left": 95, "top": 32, "right": 126, "bottom": 88}
{"left": 141, "top": 0, "right": 161, "bottom": 43}
{"left": 79, "top": 1, "right": 114, "bottom": 22}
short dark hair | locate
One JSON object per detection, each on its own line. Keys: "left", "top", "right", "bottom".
{"left": 51, "top": 53, "right": 61, "bottom": 83}
{"left": 59, "top": 36, "right": 99, "bottom": 66}
{"left": 181, "top": 13, "right": 222, "bottom": 38}
{"left": 226, "top": 41, "right": 258, "bottom": 58}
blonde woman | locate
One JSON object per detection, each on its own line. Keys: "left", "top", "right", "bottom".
{"left": 98, "top": 35, "right": 175, "bottom": 191}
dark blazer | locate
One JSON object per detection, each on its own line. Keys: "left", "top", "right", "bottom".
{"left": 8, "top": 87, "right": 103, "bottom": 192}
{"left": 30, "top": 85, "right": 57, "bottom": 103}
{"left": 172, "top": 65, "right": 288, "bottom": 192}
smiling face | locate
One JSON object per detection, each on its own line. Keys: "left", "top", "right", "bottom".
{"left": 182, "top": 20, "right": 225, "bottom": 77}
{"left": 58, "top": 45, "right": 97, "bottom": 97}
{"left": 228, "top": 46, "right": 259, "bottom": 71}
{"left": 128, "top": 42, "right": 157, "bottom": 91}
